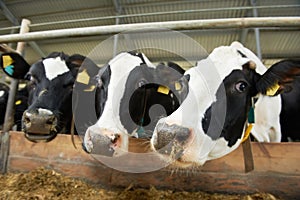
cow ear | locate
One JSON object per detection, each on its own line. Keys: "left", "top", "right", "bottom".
{"left": 256, "top": 60, "right": 300, "bottom": 96}
{"left": 174, "top": 74, "right": 190, "bottom": 91}
{"left": 67, "top": 54, "right": 87, "bottom": 77}
{"left": 68, "top": 54, "right": 99, "bottom": 89}
{"left": 0, "top": 52, "right": 30, "bottom": 79}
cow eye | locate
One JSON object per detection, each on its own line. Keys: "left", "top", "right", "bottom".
{"left": 235, "top": 81, "right": 248, "bottom": 92}
{"left": 26, "top": 74, "right": 38, "bottom": 84}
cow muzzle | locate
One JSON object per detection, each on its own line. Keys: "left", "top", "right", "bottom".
{"left": 83, "top": 125, "right": 125, "bottom": 156}
{"left": 151, "top": 122, "right": 193, "bottom": 160}
{"left": 22, "top": 109, "right": 58, "bottom": 142}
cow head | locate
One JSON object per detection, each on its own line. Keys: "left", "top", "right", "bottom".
{"left": 83, "top": 52, "right": 190, "bottom": 155}
{"left": 150, "top": 41, "right": 300, "bottom": 167}
{"left": 0, "top": 52, "right": 88, "bottom": 142}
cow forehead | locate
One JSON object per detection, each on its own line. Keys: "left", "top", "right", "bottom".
{"left": 42, "top": 57, "right": 70, "bottom": 81}
{"left": 203, "top": 45, "right": 250, "bottom": 80}
{"left": 106, "top": 52, "right": 154, "bottom": 90}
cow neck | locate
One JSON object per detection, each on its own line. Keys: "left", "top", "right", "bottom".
{"left": 241, "top": 97, "right": 255, "bottom": 143}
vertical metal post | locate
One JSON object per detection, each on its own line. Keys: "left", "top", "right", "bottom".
{"left": 0, "top": 19, "right": 31, "bottom": 174}
{"left": 251, "top": 0, "right": 262, "bottom": 59}
{"left": 113, "top": 0, "right": 122, "bottom": 57}
{"left": 113, "top": 17, "right": 120, "bottom": 57}
{"left": 242, "top": 0, "right": 262, "bottom": 173}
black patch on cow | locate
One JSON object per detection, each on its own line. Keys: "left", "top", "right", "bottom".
{"left": 256, "top": 59, "right": 300, "bottom": 95}
{"left": 120, "top": 63, "right": 188, "bottom": 136}
{"left": 280, "top": 77, "right": 300, "bottom": 141}
{"left": 95, "top": 65, "right": 111, "bottom": 118}
{"left": 0, "top": 83, "right": 28, "bottom": 130}
{"left": 276, "top": 60, "right": 300, "bottom": 141}
{"left": 0, "top": 83, "right": 9, "bottom": 125}
{"left": 71, "top": 56, "right": 100, "bottom": 135}
{"left": 202, "top": 70, "right": 254, "bottom": 147}
{"left": 237, "top": 50, "right": 247, "bottom": 58}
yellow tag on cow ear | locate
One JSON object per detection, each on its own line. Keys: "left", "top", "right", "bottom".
{"left": 3, "top": 55, "right": 14, "bottom": 67}
{"left": 266, "top": 83, "right": 280, "bottom": 96}
{"left": 175, "top": 81, "right": 181, "bottom": 91}
{"left": 76, "top": 69, "right": 90, "bottom": 85}
{"left": 157, "top": 86, "right": 170, "bottom": 95}
{"left": 15, "top": 100, "right": 22, "bottom": 105}
{"left": 84, "top": 85, "right": 96, "bottom": 92}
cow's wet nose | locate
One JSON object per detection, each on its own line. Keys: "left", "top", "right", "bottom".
{"left": 153, "top": 123, "right": 191, "bottom": 151}
{"left": 83, "top": 126, "right": 121, "bottom": 156}
{"left": 23, "top": 108, "right": 57, "bottom": 135}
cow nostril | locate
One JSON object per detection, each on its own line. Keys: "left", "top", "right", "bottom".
{"left": 175, "top": 128, "right": 191, "bottom": 143}
{"left": 23, "top": 116, "right": 31, "bottom": 124}
{"left": 111, "top": 134, "right": 120, "bottom": 144}
{"left": 46, "top": 118, "right": 54, "bottom": 125}
{"left": 154, "top": 124, "right": 191, "bottom": 150}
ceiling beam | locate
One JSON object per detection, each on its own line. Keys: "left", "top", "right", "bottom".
{"left": 0, "top": 0, "right": 46, "bottom": 57}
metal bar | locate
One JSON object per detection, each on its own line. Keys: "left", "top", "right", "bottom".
{"left": 113, "top": 0, "right": 122, "bottom": 57}
{"left": 0, "top": 0, "right": 19, "bottom": 25}
{"left": 0, "top": 17, "right": 299, "bottom": 43}
{"left": 28, "top": 41, "right": 46, "bottom": 57}
{"left": 25, "top": 4, "right": 300, "bottom": 29}
{"left": 0, "top": 0, "right": 45, "bottom": 57}
{"left": 0, "top": 19, "right": 30, "bottom": 174}
{"left": 0, "top": 4, "right": 298, "bottom": 32}
{"left": 240, "top": 28, "right": 249, "bottom": 44}
{"left": 254, "top": 27, "right": 262, "bottom": 59}
{"left": 251, "top": 0, "right": 262, "bottom": 59}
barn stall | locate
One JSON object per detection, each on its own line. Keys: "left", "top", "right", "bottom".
{"left": 0, "top": 0, "right": 300, "bottom": 199}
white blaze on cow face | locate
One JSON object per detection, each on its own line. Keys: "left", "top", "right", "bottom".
{"left": 85, "top": 52, "right": 154, "bottom": 153}
{"left": 151, "top": 42, "right": 265, "bottom": 166}
{"left": 0, "top": 90, "right": 4, "bottom": 98}
{"left": 43, "top": 57, "right": 70, "bottom": 81}
{"left": 38, "top": 108, "right": 53, "bottom": 116}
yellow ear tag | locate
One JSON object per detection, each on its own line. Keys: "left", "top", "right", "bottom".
{"left": 15, "top": 100, "right": 22, "bottom": 105}
{"left": 266, "top": 83, "right": 280, "bottom": 96}
{"left": 76, "top": 69, "right": 90, "bottom": 85}
{"left": 175, "top": 82, "right": 181, "bottom": 90}
{"left": 242, "top": 123, "right": 253, "bottom": 143}
{"left": 84, "top": 85, "right": 96, "bottom": 92}
{"left": 3, "top": 55, "right": 13, "bottom": 68}
{"left": 157, "top": 86, "right": 170, "bottom": 95}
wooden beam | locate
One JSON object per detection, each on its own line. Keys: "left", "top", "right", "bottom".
{"left": 6, "top": 131, "right": 300, "bottom": 199}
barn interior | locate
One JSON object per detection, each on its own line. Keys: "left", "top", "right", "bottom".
{"left": 0, "top": 0, "right": 299, "bottom": 77}
{"left": 0, "top": 1, "right": 299, "bottom": 199}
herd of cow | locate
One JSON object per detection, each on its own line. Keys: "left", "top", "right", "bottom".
{"left": 0, "top": 41, "right": 299, "bottom": 167}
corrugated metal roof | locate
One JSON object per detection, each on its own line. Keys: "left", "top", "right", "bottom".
{"left": 0, "top": 0, "right": 299, "bottom": 69}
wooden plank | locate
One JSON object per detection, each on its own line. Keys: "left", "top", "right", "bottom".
{"left": 6, "top": 131, "right": 300, "bottom": 199}
{"left": 242, "top": 137, "right": 254, "bottom": 173}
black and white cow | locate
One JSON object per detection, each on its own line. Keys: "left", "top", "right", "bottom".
{"left": 0, "top": 52, "right": 99, "bottom": 142}
{"left": 150, "top": 41, "right": 300, "bottom": 167}
{"left": 83, "top": 52, "right": 190, "bottom": 155}
{"left": 251, "top": 59, "right": 300, "bottom": 142}
{"left": 0, "top": 82, "right": 28, "bottom": 130}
